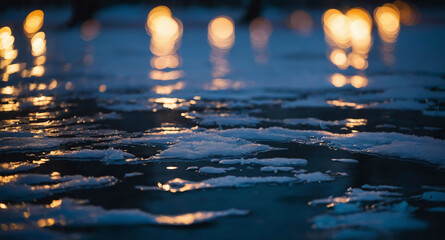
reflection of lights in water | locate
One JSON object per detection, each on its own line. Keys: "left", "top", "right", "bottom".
{"left": 347, "top": 8, "right": 372, "bottom": 56}
{"left": 151, "top": 54, "right": 180, "bottom": 69}
{"left": 147, "top": 6, "right": 183, "bottom": 82}
{"left": 394, "top": 0, "right": 420, "bottom": 26}
{"left": 1, "top": 86, "right": 15, "bottom": 95}
{"left": 249, "top": 17, "right": 272, "bottom": 50}
{"left": 204, "top": 78, "right": 245, "bottom": 91}
{"left": 153, "top": 81, "right": 185, "bottom": 95}
{"left": 21, "top": 10, "right": 47, "bottom": 78}
{"left": 31, "top": 32, "right": 46, "bottom": 56}
{"left": 31, "top": 96, "right": 53, "bottom": 106}
{"left": 208, "top": 16, "right": 239, "bottom": 89}
{"left": 81, "top": 19, "right": 100, "bottom": 41}
{"left": 1, "top": 27, "right": 21, "bottom": 81}
{"left": 345, "top": 118, "right": 367, "bottom": 128}
{"left": 149, "top": 97, "right": 185, "bottom": 109}
{"left": 208, "top": 16, "right": 235, "bottom": 50}
{"left": 330, "top": 73, "right": 368, "bottom": 88}
{"left": 348, "top": 52, "right": 368, "bottom": 70}
{"left": 349, "top": 75, "right": 368, "bottom": 88}
{"left": 23, "top": 10, "right": 44, "bottom": 37}
{"left": 65, "top": 81, "right": 73, "bottom": 90}
{"left": 374, "top": 4, "right": 400, "bottom": 43}
{"left": 166, "top": 166, "right": 178, "bottom": 170}
{"left": 374, "top": 4, "right": 400, "bottom": 66}
{"left": 99, "top": 84, "right": 107, "bottom": 92}
{"left": 323, "top": 8, "right": 372, "bottom": 70}
{"left": 37, "top": 218, "right": 56, "bottom": 228}
{"left": 150, "top": 70, "right": 184, "bottom": 81}
{"left": 48, "top": 79, "right": 57, "bottom": 90}
{"left": 249, "top": 17, "right": 272, "bottom": 64}
{"left": 329, "top": 49, "right": 348, "bottom": 70}
{"left": 48, "top": 199, "right": 62, "bottom": 208}
{"left": 330, "top": 73, "right": 348, "bottom": 87}
{"left": 323, "top": 9, "right": 350, "bottom": 49}
{"left": 287, "top": 10, "right": 313, "bottom": 34}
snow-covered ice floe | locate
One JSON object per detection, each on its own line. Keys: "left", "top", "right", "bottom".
{"left": 0, "top": 173, "right": 117, "bottom": 202}
{"left": 123, "top": 172, "right": 144, "bottom": 178}
{"left": 116, "top": 127, "right": 445, "bottom": 165}
{"left": 310, "top": 185, "right": 427, "bottom": 237}
{"left": 0, "top": 198, "right": 248, "bottom": 239}
{"left": 313, "top": 211, "right": 427, "bottom": 231}
{"left": 0, "top": 161, "right": 43, "bottom": 174}
{"left": 0, "top": 132, "right": 74, "bottom": 154}
{"left": 260, "top": 166, "right": 294, "bottom": 173}
{"left": 331, "top": 158, "right": 359, "bottom": 164}
{"left": 47, "top": 148, "right": 135, "bottom": 165}
{"left": 120, "top": 132, "right": 274, "bottom": 160}
{"left": 309, "top": 187, "right": 402, "bottom": 206}
{"left": 198, "top": 166, "right": 236, "bottom": 174}
{"left": 217, "top": 158, "right": 307, "bottom": 166}
{"left": 138, "top": 176, "right": 298, "bottom": 193}
{"left": 421, "top": 191, "right": 445, "bottom": 202}
{"left": 214, "top": 127, "right": 445, "bottom": 165}
{"left": 295, "top": 172, "right": 334, "bottom": 182}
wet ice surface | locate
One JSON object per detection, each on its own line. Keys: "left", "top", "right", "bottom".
{"left": 1, "top": 6, "right": 445, "bottom": 240}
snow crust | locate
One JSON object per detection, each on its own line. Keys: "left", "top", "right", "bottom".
{"left": 48, "top": 148, "right": 135, "bottom": 164}
{"left": 0, "top": 174, "right": 117, "bottom": 201}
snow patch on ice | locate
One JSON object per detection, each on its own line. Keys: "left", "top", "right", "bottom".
{"left": 295, "top": 172, "right": 334, "bottom": 182}
{"left": 48, "top": 148, "right": 135, "bottom": 165}
{"left": 0, "top": 161, "right": 40, "bottom": 174}
{"left": 144, "top": 176, "right": 298, "bottom": 192}
{"left": 260, "top": 166, "right": 294, "bottom": 173}
{"left": 361, "top": 184, "right": 402, "bottom": 190}
{"left": 123, "top": 172, "right": 144, "bottom": 178}
{"left": 331, "top": 158, "right": 359, "bottom": 163}
{"left": 199, "top": 166, "right": 236, "bottom": 174}
{"left": 218, "top": 158, "right": 307, "bottom": 167}
{"left": 0, "top": 174, "right": 118, "bottom": 202}
{"left": 313, "top": 211, "right": 427, "bottom": 231}
{"left": 310, "top": 187, "right": 402, "bottom": 205}
{"left": 0, "top": 198, "right": 248, "bottom": 238}
{"left": 421, "top": 191, "right": 445, "bottom": 202}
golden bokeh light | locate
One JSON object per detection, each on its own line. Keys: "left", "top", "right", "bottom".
{"left": 330, "top": 73, "right": 369, "bottom": 89}
{"left": 81, "top": 19, "right": 101, "bottom": 41}
{"left": 329, "top": 48, "right": 349, "bottom": 70}
{"left": 153, "top": 81, "right": 185, "bottom": 95}
{"left": 24, "top": 10, "right": 44, "bottom": 37}
{"left": 394, "top": 0, "right": 420, "bottom": 26}
{"left": 330, "top": 73, "right": 348, "bottom": 87}
{"left": 374, "top": 4, "right": 400, "bottom": 43}
{"left": 350, "top": 75, "right": 369, "bottom": 88}
{"left": 208, "top": 16, "right": 235, "bottom": 50}
{"left": 323, "top": 8, "right": 372, "bottom": 70}
{"left": 249, "top": 17, "right": 273, "bottom": 51}
{"left": 287, "top": 10, "right": 313, "bottom": 34}
{"left": 147, "top": 6, "right": 183, "bottom": 82}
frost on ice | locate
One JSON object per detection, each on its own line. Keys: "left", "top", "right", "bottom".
{"left": 198, "top": 166, "right": 236, "bottom": 174}
{"left": 48, "top": 148, "right": 135, "bottom": 165}
{"left": 0, "top": 198, "right": 248, "bottom": 239}
{"left": 331, "top": 158, "right": 359, "bottom": 164}
{"left": 295, "top": 172, "right": 334, "bottom": 182}
{"left": 0, "top": 173, "right": 118, "bottom": 202}
{"left": 217, "top": 158, "right": 307, "bottom": 167}
{"left": 140, "top": 176, "right": 298, "bottom": 193}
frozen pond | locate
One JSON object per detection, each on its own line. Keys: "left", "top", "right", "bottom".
{"left": 1, "top": 4, "right": 445, "bottom": 240}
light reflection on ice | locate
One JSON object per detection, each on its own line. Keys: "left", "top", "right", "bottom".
{"left": 0, "top": 173, "right": 117, "bottom": 202}
{"left": 144, "top": 176, "right": 298, "bottom": 193}
{"left": 0, "top": 198, "right": 248, "bottom": 239}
